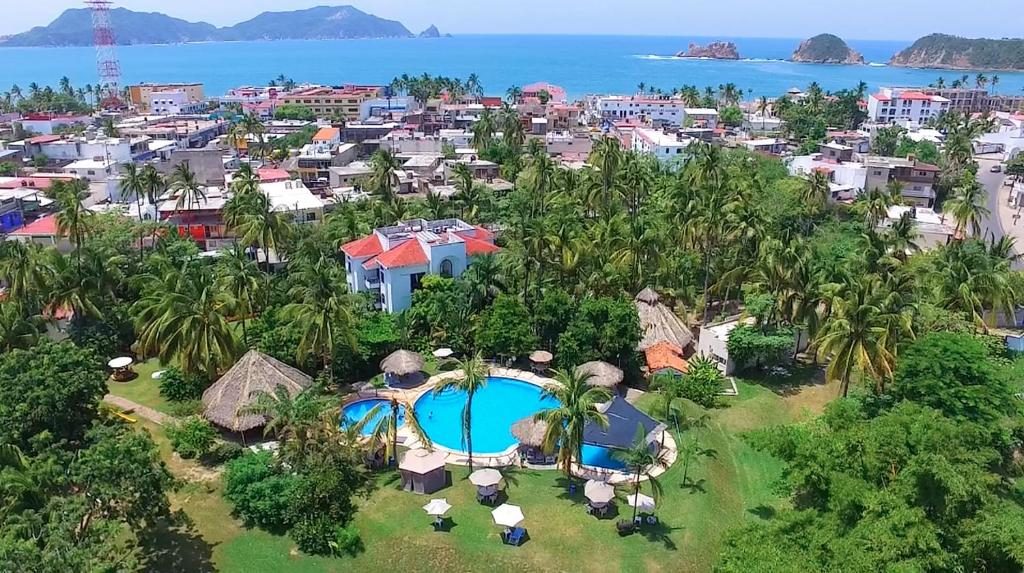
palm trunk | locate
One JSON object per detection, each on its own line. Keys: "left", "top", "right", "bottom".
{"left": 135, "top": 194, "right": 144, "bottom": 261}
{"left": 631, "top": 469, "right": 641, "bottom": 523}
{"left": 465, "top": 394, "right": 474, "bottom": 472}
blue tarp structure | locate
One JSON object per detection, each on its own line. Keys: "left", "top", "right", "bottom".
{"left": 583, "top": 396, "right": 666, "bottom": 450}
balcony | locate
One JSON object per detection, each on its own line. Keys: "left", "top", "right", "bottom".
{"left": 364, "top": 275, "right": 381, "bottom": 289}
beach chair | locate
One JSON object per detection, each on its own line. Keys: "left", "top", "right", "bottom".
{"left": 506, "top": 527, "right": 526, "bottom": 546}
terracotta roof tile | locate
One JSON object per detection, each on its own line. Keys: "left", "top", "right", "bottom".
{"left": 375, "top": 239, "right": 428, "bottom": 269}
{"left": 461, "top": 235, "right": 500, "bottom": 256}
{"left": 9, "top": 214, "right": 58, "bottom": 237}
{"left": 645, "top": 341, "right": 689, "bottom": 374}
{"left": 341, "top": 234, "right": 383, "bottom": 258}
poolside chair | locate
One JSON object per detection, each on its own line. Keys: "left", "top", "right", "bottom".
{"left": 505, "top": 527, "right": 526, "bottom": 546}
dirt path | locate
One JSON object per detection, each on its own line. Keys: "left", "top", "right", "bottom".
{"left": 104, "top": 394, "right": 174, "bottom": 425}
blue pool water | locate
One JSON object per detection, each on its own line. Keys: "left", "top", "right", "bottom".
{"left": 341, "top": 399, "right": 405, "bottom": 436}
{"left": 414, "top": 376, "right": 626, "bottom": 470}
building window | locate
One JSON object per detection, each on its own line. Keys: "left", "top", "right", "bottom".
{"left": 440, "top": 259, "right": 454, "bottom": 278}
{"left": 410, "top": 272, "right": 426, "bottom": 292}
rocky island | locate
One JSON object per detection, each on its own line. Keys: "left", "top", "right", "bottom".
{"left": 791, "top": 34, "right": 865, "bottom": 65}
{"left": 676, "top": 41, "right": 740, "bottom": 60}
{"left": 890, "top": 34, "right": 1024, "bottom": 71}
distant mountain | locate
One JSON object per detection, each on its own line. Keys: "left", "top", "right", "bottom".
{"left": 418, "top": 25, "right": 442, "bottom": 39}
{"left": 791, "top": 34, "right": 864, "bottom": 65}
{"left": 0, "top": 5, "right": 437, "bottom": 47}
{"left": 890, "top": 34, "right": 1024, "bottom": 71}
{"left": 0, "top": 8, "right": 218, "bottom": 46}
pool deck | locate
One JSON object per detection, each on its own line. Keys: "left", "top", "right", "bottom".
{"left": 354, "top": 366, "right": 677, "bottom": 485}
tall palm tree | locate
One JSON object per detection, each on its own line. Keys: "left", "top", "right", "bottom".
{"left": 368, "top": 149, "right": 401, "bottom": 201}
{"left": 471, "top": 108, "right": 497, "bottom": 150}
{"left": 133, "top": 262, "right": 240, "bottom": 381}
{"left": 43, "top": 247, "right": 121, "bottom": 322}
{"left": 944, "top": 178, "right": 990, "bottom": 237}
{"left": 216, "top": 244, "right": 264, "bottom": 347}
{"left": 0, "top": 241, "right": 47, "bottom": 305}
{"left": 358, "top": 397, "right": 431, "bottom": 467}
{"left": 0, "top": 302, "right": 41, "bottom": 352}
{"left": 46, "top": 178, "right": 92, "bottom": 269}
{"left": 432, "top": 353, "right": 488, "bottom": 471}
{"left": 119, "top": 163, "right": 148, "bottom": 260}
{"left": 170, "top": 161, "right": 207, "bottom": 230}
{"left": 815, "top": 276, "right": 895, "bottom": 397}
{"left": 223, "top": 189, "right": 292, "bottom": 271}
{"left": 282, "top": 256, "right": 355, "bottom": 383}
{"left": 242, "top": 386, "right": 336, "bottom": 465}
{"left": 234, "top": 113, "right": 267, "bottom": 159}
{"left": 505, "top": 85, "right": 523, "bottom": 104}
{"left": 534, "top": 368, "right": 611, "bottom": 485}
{"left": 614, "top": 426, "right": 667, "bottom": 524}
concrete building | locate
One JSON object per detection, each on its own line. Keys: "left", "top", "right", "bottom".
{"left": 341, "top": 218, "right": 499, "bottom": 313}
{"left": 878, "top": 205, "right": 955, "bottom": 251}
{"left": 147, "top": 90, "right": 206, "bottom": 115}
{"left": 696, "top": 316, "right": 756, "bottom": 375}
{"left": 867, "top": 88, "right": 951, "bottom": 127}
{"left": 787, "top": 144, "right": 868, "bottom": 201}
{"left": 740, "top": 138, "right": 787, "bottom": 155}
{"left": 895, "top": 86, "right": 1024, "bottom": 115}
{"left": 359, "top": 96, "right": 418, "bottom": 120}
{"left": 18, "top": 113, "right": 91, "bottom": 135}
{"left": 864, "top": 156, "right": 940, "bottom": 207}
{"left": 631, "top": 128, "right": 693, "bottom": 163}
{"left": 683, "top": 108, "right": 720, "bottom": 130}
{"left": 597, "top": 96, "right": 687, "bottom": 127}
{"left": 62, "top": 159, "right": 117, "bottom": 181}
{"left": 117, "top": 117, "right": 229, "bottom": 150}
{"left": 128, "top": 83, "right": 205, "bottom": 112}
{"left": 280, "top": 86, "right": 382, "bottom": 121}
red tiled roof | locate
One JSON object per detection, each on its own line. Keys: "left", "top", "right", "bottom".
{"left": 898, "top": 91, "right": 934, "bottom": 101}
{"left": 645, "top": 341, "right": 689, "bottom": 374}
{"left": 9, "top": 214, "right": 58, "bottom": 237}
{"left": 871, "top": 93, "right": 891, "bottom": 102}
{"left": 341, "top": 234, "right": 383, "bottom": 258}
{"left": 913, "top": 161, "right": 940, "bottom": 172}
{"left": 461, "top": 235, "right": 500, "bottom": 256}
{"left": 257, "top": 168, "right": 291, "bottom": 182}
{"left": 375, "top": 239, "right": 428, "bottom": 268}
{"left": 0, "top": 177, "right": 58, "bottom": 190}
{"left": 361, "top": 255, "right": 380, "bottom": 270}
{"left": 454, "top": 225, "right": 495, "bottom": 242}
{"left": 27, "top": 135, "right": 62, "bottom": 144}
{"left": 313, "top": 127, "right": 340, "bottom": 141}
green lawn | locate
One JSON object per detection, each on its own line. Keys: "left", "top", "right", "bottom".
{"left": 136, "top": 370, "right": 833, "bottom": 572}
{"left": 106, "top": 358, "right": 173, "bottom": 414}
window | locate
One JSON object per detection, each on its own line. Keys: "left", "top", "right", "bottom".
{"left": 440, "top": 259, "right": 454, "bottom": 278}
{"left": 410, "top": 273, "right": 426, "bottom": 292}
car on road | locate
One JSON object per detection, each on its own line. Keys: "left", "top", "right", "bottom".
{"left": 991, "top": 164, "right": 1003, "bottom": 173}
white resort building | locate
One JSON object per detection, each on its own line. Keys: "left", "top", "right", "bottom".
{"left": 341, "top": 219, "right": 500, "bottom": 313}
{"left": 867, "top": 88, "right": 951, "bottom": 127}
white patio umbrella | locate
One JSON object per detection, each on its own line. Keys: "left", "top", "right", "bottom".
{"left": 626, "top": 492, "right": 656, "bottom": 512}
{"left": 422, "top": 498, "right": 452, "bottom": 516}
{"left": 491, "top": 503, "right": 525, "bottom": 528}
{"left": 469, "top": 468, "right": 503, "bottom": 488}
{"left": 584, "top": 480, "right": 616, "bottom": 505}
{"left": 108, "top": 356, "right": 133, "bottom": 369}
{"left": 432, "top": 348, "right": 454, "bottom": 359}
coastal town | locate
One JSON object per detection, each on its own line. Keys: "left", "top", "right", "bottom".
{"left": 1, "top": 3, "right": 1024, "bottom": 573}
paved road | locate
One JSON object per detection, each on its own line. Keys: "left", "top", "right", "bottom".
{"left": 975, "top": 156, "right": 1024, "bottom": 269}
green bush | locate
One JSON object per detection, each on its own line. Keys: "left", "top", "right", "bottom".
{"left": 165, "top": 399, "right": 204, "bottom": 418}
{"left": 289, "top": 517, "right": 362, "bottom": 556}
{"left": 681, "top": 356, "right": 724, "bottom": 408}
{"left": 223, "top": 452, "right": 297, "bottom": 532}
{"left": 205, "top": 441, "right": 244, "bottom": 465}
{"left": 159, "top": 367, "right": 207, "bottom": 402}
{"left": 166, "top": 417, "right": 218, "bottom": 459}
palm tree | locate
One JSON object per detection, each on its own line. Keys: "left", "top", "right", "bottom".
{"left": 991, "top": 75, "right": 1000, "bottom": 94}
{"left": 41, "top": 248, "right": 120, "bottom": 322}
{"left": 432, "top": 353, "right": 488, "bottom": 471}
{"left": 368, "top": 149, "right": 401, "bottom": 201}
{"left": 945, "top": 177, "right": 990, "bottom": 237}
{"left": 242, "top": 386, "right": 336, "bottom": 465}
{"left": 0, "top": 302, "right": 40, "bottom": 352}
{"left": 216, "top": 244, "right": 264, "bottom": 347}
{"left": 223, "top": 188, "right": 292, "bottom": 271}
{"left": 234, "top": 113, "right": 267, "bottom": 159}
{"left": 975, "top": 73, "right": 988, "bottom": 90}
{"left": 935, "top": 76, "right": 946, "bottom": 89}
{"left": 133, "top": 262, "right": 240, "bottom": 381}
{"left": 119, "top": 163, "right": 148, "bottom": 260}
{"left": 885, "top": 212, "right": 920, "bottom": 260}
{"left": 0, "top": 241, "right": 47, "bottom": 305}
{"left": 814, "top": 276, "right": 895, "bottom": 396}
{"left": 614, "top": 426, "right": 667, "bottom": 524}
{"left": 358, "top": 397, "right": 431, "bottom": 467}
{"left": 170, "top": 161, "right": 207, "bottom": 228}
{"left": 534, "top": 368, "right": 611, "bottom": 486}
{"left": 505, "top": 85, "right": 523, "bottom": 103}
{"left": 282, "top": 256, "right": 355, "bottom": 383}
{"left": 46, "top": 178, "right": 92, "bottom": 268}
{"left": 471, "top": 108, "right": 497, "bottom": 150}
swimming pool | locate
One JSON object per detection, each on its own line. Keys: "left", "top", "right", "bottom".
{"left": 414, "top": 376, "right": 627, "bottom": 470}
{"left": 341, "top": 399, "right": 406, "bottom": 436}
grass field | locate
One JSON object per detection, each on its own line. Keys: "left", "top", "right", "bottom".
{"left": 126, "top": 369, "right": 835, "bottom": 573}
{"left": 106, "top": 358, "right": 173, "bottom": 414}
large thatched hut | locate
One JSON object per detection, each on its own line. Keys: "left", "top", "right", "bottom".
{"left": 202, "top": 350, "right": 313, "bottom": 433}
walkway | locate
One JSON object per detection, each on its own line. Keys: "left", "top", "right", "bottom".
{"left": 103, "top": 394, "right": 173, "bottom": 426}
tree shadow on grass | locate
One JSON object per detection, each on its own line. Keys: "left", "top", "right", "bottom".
{"left": 139, "top": 511, "right": 216, "bottom": 573}
{"left": 748, "top": 504, "right": 777, "bottom": 520}
{"left": 636, "top": 520, "right": 681, "bottom": 550}
{"left": 551, "top": 475, "right": 586, "bottom": 505}
{"left": 680, "top": 477, "right": 707, "bottom": 494}
{"left": 743, "top": 365, "right": 826, "bottom": 397}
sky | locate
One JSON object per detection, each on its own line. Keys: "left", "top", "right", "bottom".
{"left": 3, "top": 0, "right": 1022, "bottom": 41}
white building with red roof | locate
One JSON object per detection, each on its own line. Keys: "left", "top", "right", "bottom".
{"left": 867, "top": 88, "right": 950, "bottom": 127}
{"left": 341, "top": 218, "right": 499, "bottom": 313}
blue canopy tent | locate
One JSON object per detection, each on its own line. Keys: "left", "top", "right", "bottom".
{"left": 583, "top": 396, "right": 667, "bottom": 451}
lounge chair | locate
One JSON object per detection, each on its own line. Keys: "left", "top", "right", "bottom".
{"left": 505, "top": 527, "right": 526, "bottom": 546}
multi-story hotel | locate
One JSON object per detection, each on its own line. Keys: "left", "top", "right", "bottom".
{"left": 127, "top": 83, "right": 206, "bottom": 113}
{"left": 279, "top": 85, "right": 382, "bottom": 121}
{"left": 866, "top": 88, "right": 950, "bottom": 126}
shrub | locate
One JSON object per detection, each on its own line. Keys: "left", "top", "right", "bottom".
{"left": 332, "top": 524, "right": 364, "bottom": 556}
{"left": 726, "top": 325, "right": 794, "bottom": 371}
{"left": 681, "top": 356, "right": 724, "bottom": 408}
{"left": 159, "top": 367, "right": 207, "bottom": 402}
{"left": 289, "top": 518, "right": 362, "bottom": 556}
{"left": 166, "top": 417, "right": 218, "bottom": 459}
{"left": 204, "top": 441, "right": 244, "bottom": 465}
{"left": 165, "top": 399, "right": 204, "bottom": 418}
{"left": 223, "top": 452, "right": 297, "bottom": 531}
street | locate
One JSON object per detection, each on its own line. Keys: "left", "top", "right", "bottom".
{"left": 975, "top": 156, "right": 1023, "bottom": 265}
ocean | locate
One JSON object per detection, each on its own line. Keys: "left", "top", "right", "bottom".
{"left": 2, "top": 35, "right": 1023, "bottom": 100}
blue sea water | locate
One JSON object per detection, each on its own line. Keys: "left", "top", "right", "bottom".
{"left": 2, "top": 35, "right": 1023, "bottom": 100}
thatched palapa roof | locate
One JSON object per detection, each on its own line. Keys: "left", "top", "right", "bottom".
{"left": 380, "top": 349, "right": 425, "bottom": 376}
{"left": 635, "top": 287, "right": 694, "bottom": 351}
{"left": 202, "top": 350, "right": 313, "bottom": 432}
{"left": 511, "top": 416, "right": 549, "bottom": 448}
{"left": 576, "top": 361, "right": 624, "bottom": 388}
{"left": 529, "top": 350, "right": 553, "bottom": 363}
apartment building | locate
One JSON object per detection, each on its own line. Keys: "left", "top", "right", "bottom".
{"left": 910, "top": 87, "right": 1024, "bottom": 114}
{"left": 631, "top": 128, "right": 693, "bottom": 163}
{"left": 341, "top": 218, "right": 499, "bottom": 313}
{"left": 147, "top": 91, "right": 207, "bottom": 115}
{"left": 128, "top": 83, "right": 205, "bottom": 112}
{"left": 864, "top": 155, "right": 940, "bottom": 207}
{"left": 280, "top": 86, "right": 382, "bottom": 121}
{"left": 598, "top": 97, "right": 688, "bottom": 127}
{"left": 867, "top": 88, "right": 951, "bottom": 126}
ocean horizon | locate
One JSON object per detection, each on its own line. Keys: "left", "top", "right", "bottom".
{"left": 2, "top": 34, "right": 1023, "bottom": 100}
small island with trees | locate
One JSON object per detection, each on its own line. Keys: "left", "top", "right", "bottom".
{"left": 890, "top": 33, "right": 1024, "bottom": 71}
{"left": 676, "top": 41, "right": 740, "bottom": 60}
{"left": 791, "top": 33, "right": 865, "bottom": 65}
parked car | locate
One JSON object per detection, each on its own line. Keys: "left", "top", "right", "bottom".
{"left": 991, "top": 164, "right": 1003, "bottom": 173}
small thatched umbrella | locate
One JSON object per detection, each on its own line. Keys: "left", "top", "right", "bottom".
{"left": 576, "top": 361, "right": 624, "bottom": 388}
{"left": 510, "top": 416, "right": 549, "bottom": 449}
{"left": 202, "top": 350, "right": 313, "bottom": 432}
{"left": 529, "top": 350, "right": 553, "bottom": 364}
{"left": 380, "top": 349, "right": 425, "bottom": 376}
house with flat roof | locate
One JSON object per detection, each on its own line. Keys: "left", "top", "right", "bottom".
{"left": 632, "top": 128, "right": 693, "bottom": 163}
{"left": 864, "top": 155, "right": 940, "bottom": 207}
{"left": 341, "top": 219, "right": 499, "bottom": 313}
